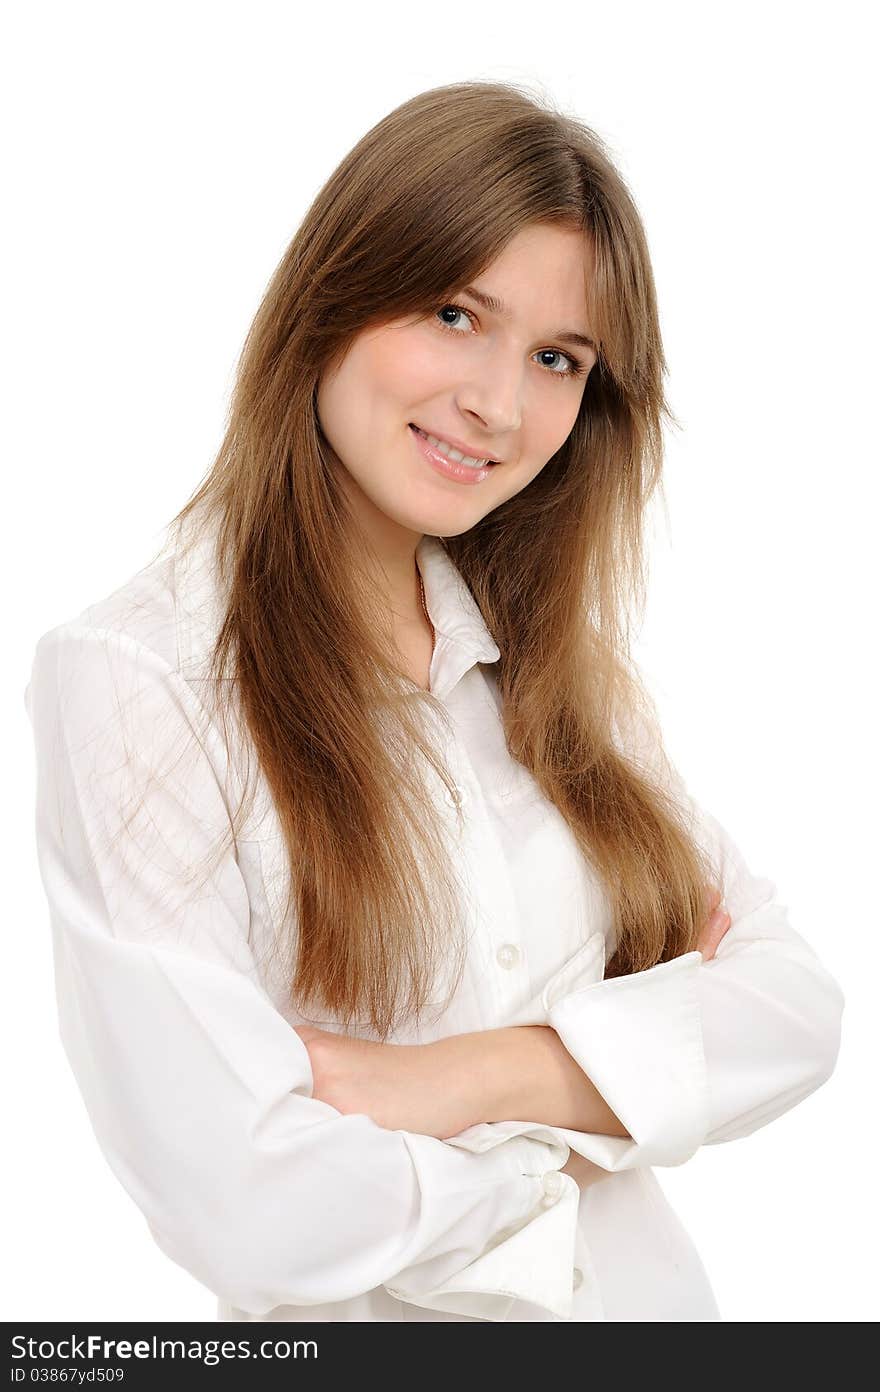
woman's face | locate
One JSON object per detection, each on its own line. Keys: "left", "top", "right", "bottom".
{"left": 316, "top": 221, "right": 598, "bottom": 545}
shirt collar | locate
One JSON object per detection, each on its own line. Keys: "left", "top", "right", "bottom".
{"left": 415, "top": 535, "right": 500, "bottom": 699}
{"left": 174, "top": 519, "right": 500, "bottom": 695}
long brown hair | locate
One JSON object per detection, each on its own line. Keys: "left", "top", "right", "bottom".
{"left": 166, "top": 79, "right": 715, "bottom": 1040}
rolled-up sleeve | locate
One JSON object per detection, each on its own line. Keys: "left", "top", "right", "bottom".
{"left": 25, "top": 624, "right": 577, "bottom": 1321}
{"left": 543, "top": 719, "right": 845, "bottom": 1172}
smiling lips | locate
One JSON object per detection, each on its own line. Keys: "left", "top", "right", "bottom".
{"left": 409, "top": 425, "right": 498, "bottom": 485}
{"left": 410, "top": 423, "right": 500, "bottom": 467}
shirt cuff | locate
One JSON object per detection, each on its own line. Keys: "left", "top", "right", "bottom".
{"left": 384, "top": 1133, "right": 583, "bottom": 1321}
{"left": 546, "top": 951, "right": 709, "bottom": 1170}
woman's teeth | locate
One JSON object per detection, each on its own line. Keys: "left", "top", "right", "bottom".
{"left": 412, "top": 425, "right": 493, "bottom": 469}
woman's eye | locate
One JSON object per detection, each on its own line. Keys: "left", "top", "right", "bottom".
{"left": 436, "top": 305, "right": 470, "bottom": 331}
{"left": 535, "top": 349, "right": 570, "bottom": 373}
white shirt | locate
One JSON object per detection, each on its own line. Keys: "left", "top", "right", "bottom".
{"left": 24, "top": 516, "right": 844, "bottom": 1323}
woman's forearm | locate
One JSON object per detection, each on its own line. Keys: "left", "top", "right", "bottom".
{"left": 295, "top": 1020, "right": 631, "bottom": 1141}
{"left": 441, "top": 1024, "right": 632, "bottom": 1138}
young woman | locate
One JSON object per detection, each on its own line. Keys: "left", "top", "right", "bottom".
{"left": 26, "top": 80, "right": 844, "bottom": 1323}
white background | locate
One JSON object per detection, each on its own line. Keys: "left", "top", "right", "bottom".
{"left": 4, "top": 0, "right": 877, "bottom": 1322}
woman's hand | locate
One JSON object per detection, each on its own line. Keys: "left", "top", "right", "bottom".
{"left": 697, "top": 881, "right": 732, "bottom": 961}
{"left": 292, "top": 1025, "right": 482, "bottom": 1140}
{"left": 560, "top": 1150, "right": 609, "bottom": 1190}
{"left": 561, "top": 883, "right": 732, "bottom": 1190}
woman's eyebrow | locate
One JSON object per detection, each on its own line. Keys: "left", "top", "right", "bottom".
{"left": 460, "top": 283, "right": 597, "bottom": 353}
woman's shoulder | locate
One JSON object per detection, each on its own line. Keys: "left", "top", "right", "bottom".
{"left": 31, "top": 514, "right": 225, "bottom": 683}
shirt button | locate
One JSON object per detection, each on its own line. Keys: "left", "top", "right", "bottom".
{"left": 496, "top": 943, "right": 520, "bottom": 970}
{"left": 541, "top": 1170, "right": 564, "bottom": 1206}
{"left": 572, "top": 1267, "right": 584, "bottom": 1290}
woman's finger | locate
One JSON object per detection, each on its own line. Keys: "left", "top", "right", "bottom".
{"left": 702, "top": 882, "right": 723, "bottom": 919}
{"left": 697, "top": 906, "right": 731, "bottom": 961}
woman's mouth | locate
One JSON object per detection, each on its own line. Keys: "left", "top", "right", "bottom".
{"left": 408, "top": 424, "right": 499, "bottom": 486}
